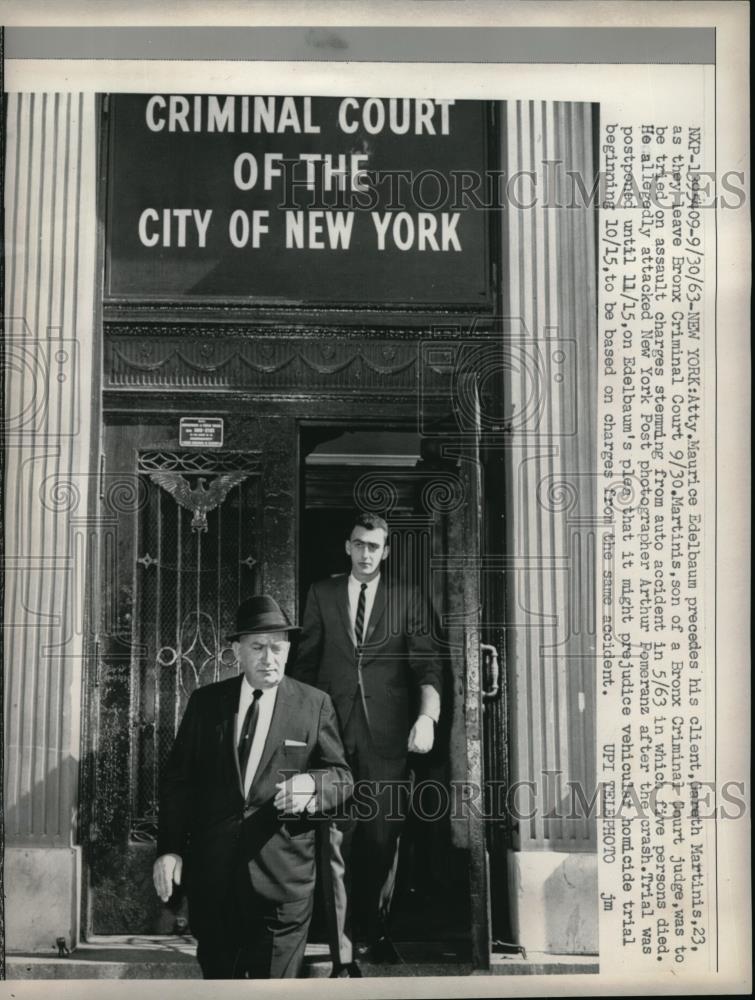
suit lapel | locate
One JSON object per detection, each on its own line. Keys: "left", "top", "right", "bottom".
{"left": 221, "top": 675, "right": 245, "bottom": 794}
{"left": 363, "top": 576, "right": 387, "bottom": 652}
{"left": 249, "top": 675, "right": 293, "bottom": 796}
{"left": 335, "top": 575, "right": 355, "bottom": 654}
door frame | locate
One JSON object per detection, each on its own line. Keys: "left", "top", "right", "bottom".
{"left": 298, "top": 412, "right": 494, "bottom": 964}
{"left": 84, "top": 383, "right": 506, "bottom": 961}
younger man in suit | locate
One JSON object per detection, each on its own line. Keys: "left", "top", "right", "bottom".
{"left": 293, "top": 511, "right": 442, "bottom": 971}
{"left": 153, "top": 595, "right": 352, "bottom": 979}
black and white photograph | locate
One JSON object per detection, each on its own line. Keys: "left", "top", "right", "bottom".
{"left": 1, "top": 3, "right": 750, "bottom": 995}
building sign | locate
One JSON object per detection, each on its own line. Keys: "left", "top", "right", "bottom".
{"left": 179, "top": 417, "right": 224, "bottom": 447}
{"left": 105, "top": 94, "right": 491, "bottom": 307}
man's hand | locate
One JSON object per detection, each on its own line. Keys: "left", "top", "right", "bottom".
{"left": 153, "top": 853, "right": 182, "bottom": 903}
{"left": 408, "top": 714, "right": 435, "bottom": 754}
{"left": 274, "top": 773, "right": 316, "bottom": 814}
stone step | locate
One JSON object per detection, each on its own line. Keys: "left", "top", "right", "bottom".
{"left": 5, "top": 936, "right": 597, "bottom": 979}
{"left": 6, "top": 936, "right": 202, "bottom": 980}
{"left": 489, "top": 953, "right": 599, "bottom": 976}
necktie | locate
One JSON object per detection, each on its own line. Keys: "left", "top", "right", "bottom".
{"left": 238, "top": 688, "right": 263, "bottom": 783}
{"left": 355, "top": 583, "right": 367, "bottom": 648}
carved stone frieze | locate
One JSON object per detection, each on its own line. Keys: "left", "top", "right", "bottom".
{"left": 106, "top": 334, "right": 429, "bottom": 392}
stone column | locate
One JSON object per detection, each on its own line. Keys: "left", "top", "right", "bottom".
{"left": 501, "top": 101, "right": 599, "bottom": 953}
{"left": 3, "top": 93, "right": 98, "bottom": 951}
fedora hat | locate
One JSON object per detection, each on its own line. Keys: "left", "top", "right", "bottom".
{"left": 227, "top": 595, "right": 299, "bottom": 641}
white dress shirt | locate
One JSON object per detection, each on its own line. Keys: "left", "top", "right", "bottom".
{"left": 236, "top": 677, "right": 278, "bottom": 797}
{"left": 348, "top": 572, "right": 380, "bottom": 644}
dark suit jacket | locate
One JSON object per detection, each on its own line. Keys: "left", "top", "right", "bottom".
{"left": 157, "top": 674, "right": 352, "bottom": 909}
{"left": 293, "top": 574, "right": 442, "bottom": 758}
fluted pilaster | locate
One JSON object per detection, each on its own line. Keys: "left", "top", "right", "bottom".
{"left": 503, "top": 101, "right": 598, "bottom": 852}
{"left": 3, "top": 93, "right": 98, "bottom": 845}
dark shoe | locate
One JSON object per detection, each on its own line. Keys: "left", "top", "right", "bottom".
{"left": 330, "top": 961, "right": 363, "bottom": 978}
{"left": 368, "top": 935, "right": 401, "bottom": 964}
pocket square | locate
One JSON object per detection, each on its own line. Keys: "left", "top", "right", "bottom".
{"left": 284, "top": 739, "right": 307, "bottom": 747}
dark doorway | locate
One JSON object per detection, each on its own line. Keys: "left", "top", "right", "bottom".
{"left": 298, "top": 424, "right": 471, "bottom": 948}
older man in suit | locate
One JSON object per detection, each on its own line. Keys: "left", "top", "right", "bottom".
{"left": 153, "top": 595, "right": 352, "bottom": 980}
{"left": 293, "top": 511, "right": 442, "bottom": 972}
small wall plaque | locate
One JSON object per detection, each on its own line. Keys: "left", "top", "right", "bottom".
{"left": 179, "top": 417, "right": 224, "bottom": 448}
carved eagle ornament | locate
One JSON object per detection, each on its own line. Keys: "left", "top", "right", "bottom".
{"left": 149, "top": 472, "right": 249, "bottom": 533}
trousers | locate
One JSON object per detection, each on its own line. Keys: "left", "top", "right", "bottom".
{"left": 191, "top": 858, "right": 314, "bottom": 979}
{"left": 319, "top": 696, "right": 412, "bottom": 962}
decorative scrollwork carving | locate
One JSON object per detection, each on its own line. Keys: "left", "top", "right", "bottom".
{"left": 131, "top": 813, "right": 158, "bottom": 844}
{"left": 108, "top": 336, "right": 420, "bottom": 390}
{"left": 139, "top": 451, "right": 259, "bottom": 473}
{"left": 177, "top": 610, "right": 222, "bottom": 693}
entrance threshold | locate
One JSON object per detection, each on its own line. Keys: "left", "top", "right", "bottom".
{"left": 6, "top": 935, "right": 201, "bottom": 980}
{"left": 6, "top": 936, "right": 598, "bottom": 979}
{"left": 6, "top": 937, "right": 470, "bottom": 979}
{"left": 488, "top": 952, "right": 599, "bottom": 976}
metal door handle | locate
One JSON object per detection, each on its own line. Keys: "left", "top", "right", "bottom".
{"left": 480, "top": 642, "right": 500, "bottom": 700}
